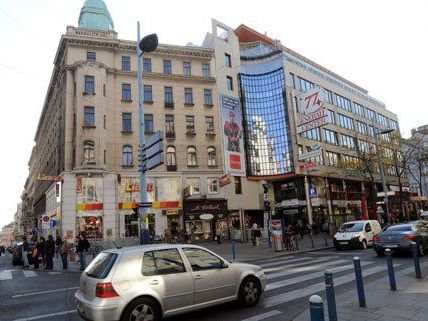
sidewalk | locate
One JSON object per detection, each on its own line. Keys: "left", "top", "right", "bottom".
{"left": 293, "top": 262, "right": 428, "bottom": 321}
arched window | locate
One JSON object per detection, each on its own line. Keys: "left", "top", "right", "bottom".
{"left": 84, "top": 141, "right": 95, "bottom": 163}
{"left": 122, "top": 145, "right": 133, "bottom": 165}
{"left": 166, "top": 146, "right": 176, "bottom": 171}
{"left": 187, "top": 146, "right": 197, "bottom": 166}
{"left": 207, "top": 147, "right": 216, "bottom": 166}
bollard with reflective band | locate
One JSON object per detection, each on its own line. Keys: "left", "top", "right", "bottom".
{"left": 411, "top": 242, "right": 422, "bottom": 279}
{"left": 324, "top": 270, "right": 337, "bottom": 321}
{"left": 309, "top": 295, "right": 325, "bottom": 321}
{"left": 353, "top": 257, "right": 366, "bottom": 307}
{"left": 232, "top": 240, "right": 236, "bottom": 261}
{"left": 385, "top": 249, "right": 397, "bottom": 290}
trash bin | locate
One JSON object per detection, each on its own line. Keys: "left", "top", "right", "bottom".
{"left": 273, "top": 234, "right": 283, "bottom": 252}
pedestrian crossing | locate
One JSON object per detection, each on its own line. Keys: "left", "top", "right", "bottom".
{"left": 0, "top": 269, "right": 66, "bottom": 281}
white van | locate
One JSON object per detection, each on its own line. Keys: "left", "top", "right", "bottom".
{"left": 333, "top": 220, "right": 382, "bottom": 250}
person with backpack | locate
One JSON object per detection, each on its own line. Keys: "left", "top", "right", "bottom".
{"left": 59, "top": 236, "right": 69, "bottom": 270}
{"left": 76, "top": 234, "right": 90, "bottom": 271}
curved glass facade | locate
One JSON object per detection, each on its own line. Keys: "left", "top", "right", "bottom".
{"left": 240, "top": 68, "right": 293, "bottom": 176}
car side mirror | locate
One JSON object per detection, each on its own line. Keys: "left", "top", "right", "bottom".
{"left": 221, "top": 261, "right": 229, "bottom": 269}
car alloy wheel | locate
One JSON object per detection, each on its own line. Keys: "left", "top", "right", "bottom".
{"left": 123, "top": 297, "right": 160, "bottom": 321}
{"left": 129, "top": 304, "right": 154, "bottom": 321}
{"left": 361, "top": 240, "right": 367, "bottom": 250}
{"left": 239, "top": 277, "right": 261, "bottom": 307}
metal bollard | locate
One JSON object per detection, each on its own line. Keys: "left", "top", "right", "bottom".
{"left": 411, "top": 242, "right": 422, "bottom": 279}
{"left": 324, "top": 270, "right": 338, "bottom": 321}
{"left": 353, "top": 257, "right": 366, "bottom": 307}
{"left": 294, "top": 235, "right": 299, "bottom": 251}
{"left": 232, "top": 240, "right": 236, "bottom": 261}
{"left": 309, "top": 295, "right": 325, "bottom": 321}
{"left": 385, "top": 249, "right": 397, "bottom": 290}
{"left": 310, "top": 232, "right": 315, "bottom": 248}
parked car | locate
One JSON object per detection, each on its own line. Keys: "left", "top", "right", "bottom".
{"left": 333, "top": 220, "right": 382, "bottom": 250}
{"left": 373, "top": 222, "right": 428, "bottom": 256}
{"left": 75, "top": 244, "right": 266, "bottom": 321}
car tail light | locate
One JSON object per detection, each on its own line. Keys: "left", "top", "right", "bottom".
{"left": 402, "top": 234, "right": 416, "bottom": 241}
{"left": 373, "top": 235, "right": 380, "bottom": 242}
{"left": 96, "top": 282, "right": 119, "bottom": 298}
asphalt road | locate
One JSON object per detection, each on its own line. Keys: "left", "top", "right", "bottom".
{"left": 1, "top": 248, "right": 426, "bottom": 321}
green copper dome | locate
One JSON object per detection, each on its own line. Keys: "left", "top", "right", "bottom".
{"left": 78, "top": 0, "right": 114, "bottom": 31}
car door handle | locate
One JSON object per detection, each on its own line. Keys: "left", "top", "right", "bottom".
{"left": 149, "top": 280, "right": 159, "bottom": 285}
{"left": 194, "top": 275, "right": 203, "bottom": 280}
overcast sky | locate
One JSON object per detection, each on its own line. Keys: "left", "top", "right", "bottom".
{"left": 1, "top": 0, "right": 427, "bottom": 227}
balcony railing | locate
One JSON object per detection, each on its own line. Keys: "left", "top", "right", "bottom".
{"left": 165, "top": 131, "right": 175, "bottom": 139}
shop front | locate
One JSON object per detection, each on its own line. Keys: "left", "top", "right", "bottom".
{"left": 183, "top": 199, "right": 228, "bottom": 242}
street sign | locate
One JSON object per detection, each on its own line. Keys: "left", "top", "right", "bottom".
{"left": 49, "top": 220, "right": 57, "bottom": 228}
{"left": 145, "top": 141, "right": 163, "bottom": 159}
{"left": 146, "top": 130, "right": 164, "bottom": 149}
{"left": 296, "top": 114, "right": 329, "bottom": 134}
{"left": 146, "top": 153, "right": 164, "bottom": 170}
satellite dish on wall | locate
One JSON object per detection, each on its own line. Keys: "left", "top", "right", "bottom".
{"left": 139, "top": 34, "right": 158, "bottom": 55}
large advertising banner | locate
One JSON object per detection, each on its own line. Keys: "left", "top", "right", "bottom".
{"left": 221, "top": 94, "right": 246, "bottom": 177}
{"left": 296, "top": 87, "right": 329, "bottom": 134}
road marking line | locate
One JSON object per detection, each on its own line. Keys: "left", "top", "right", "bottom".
{"left": 22, "top": 270, "right": 38, "bottom": 278}
{"left": 265, "top": 261, "right": 373, "bottom": 291}
{"left": 311, "top": 251, "right": 367, "bottom": 256}
{"left": 12, "top": 310, "right": 77, "bottom": 321}
{"left": 266, "top": 259, "right": 348, "bottom": 278}
{"left": 0, "top": 270, "right": 13, "bottom": 281}
{"left": 263, "top": 264, "right": 400, "bottom": 308}
{"left": 47, "top": 271, "right": 62, "bottom": 275}
{"left": 260, "top": 256, "right": 334, "bottom": 268}
{"left": 12, "top": 287, "right": 79, "bottom": 298}
{"left": 240, "top": 310, "right": 282, "bottom": 321}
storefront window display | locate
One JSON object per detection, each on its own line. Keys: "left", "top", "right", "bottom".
{"left": 77, "top": 216, "right": 103, "bottom": 239}
{"left": 124, "top": 214, "right": 138, "bottom": 237}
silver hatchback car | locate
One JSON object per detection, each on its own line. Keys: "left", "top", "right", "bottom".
{"left": 75, "top": 244, "right": 266, "bottom": 321}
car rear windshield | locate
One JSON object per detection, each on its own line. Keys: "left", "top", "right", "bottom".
{"left": 386, "top": 225, "right": 413, "bottom": 232}
{"left": 85, "top": 252, "right": 118, "bottom": 279}
{"left": 339, "top": 223, "right": 364, "bottom": 232}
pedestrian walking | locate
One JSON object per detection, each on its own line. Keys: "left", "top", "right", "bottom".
{"left": 59, "top": 236, "right": 69, "bottom": 270}
{"left": 45, "top": 235, "right": 55, "bottom": 270}
{"left": 251, "top": 222, "right": 258, "bottom": 246}
{"left": 39, "top": 236, "right": 46, "bottom": 268}
{"left": 32, "top": 240, "right": 40, "bottom": 269}
{"left": 21, "top": 236, "right": 29, "bottom": 268}
{"left": 215, "top": 225, "right": 223, "bottom": 244}
{"left": 55, "top": 236, "right": 63, "bottom": 259}
{"left": 254, "top": 226, "right": 262, "bottom": 247}
{"left": 76, "top": 234, "right": 90, "bottom": 271}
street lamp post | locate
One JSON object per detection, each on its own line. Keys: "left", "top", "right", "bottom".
{"left": 373, "top": 119, "right": 395, "bottom": 224}
{"left": 136, "top": 22, "right": 158, "bottom": 244}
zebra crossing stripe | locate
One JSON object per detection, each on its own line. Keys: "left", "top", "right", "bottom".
{"left": 260, "top": 256, "right": 331, "bottom": 268}
{"left": 0, "top": 270, "right": 13, "bottom": 281}
{"left": 22, "top": 270, "right": 38, "bottom": 278}
{"left": 263, "top": 264, "right": 400, "bottom": 308}
{"left": 265, "top": 261, "right": 373, "bottom": 291}
{"left": 266, "top": 259, "right": 348, "bottom": 279}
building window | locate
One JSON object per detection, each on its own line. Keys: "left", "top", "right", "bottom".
{"left": 337, "top": 114, "right": 354, "bottom": 131}
{"left": 84, "top": 141, "right": 95, "bottom": 163}
{"left": 224, "top": 53, "right": 232, "bottom": 67}
{"left": 354, "top": 102, "right": 365, "bottom": 117}
{"left": 84, "top": 76, "right": 94, "bottom": 93}
{"left": 327, "top": 109, "right": 335, "bottom": 124}
{"left": 335, "top": 94, "right": 352, "bottom": 111}
{"left": 184, "top": 88, "right": 193, "bottom": 104}
{"left": 122, "top": 56, "right": 131, "bottom": 71}
{"left": 207, "top": 147, "right": 216, "bottom": 166}
{"left": 165, "top": 114, "right": 174, "bottom": 133}
{"left": 103, "top": 84, "right": 106, "bottom": 96}
{"left": 289, "top": 73, "right": 295, "bottom": 88}
{"left": 302, "top": 128, "right": 321, "bottom": 141}
{"left": 204, "top": 89, "right": 213, "bottom": 105}
{"left": 369, "top": 125, "right": 376, "bottom": 137}
{"left": 166, "top": 146, "right": 176, "bottom": 171}
{"left": 122, "top": 84, "right": 131, "bottom": 101}
{"left": 163, "top": 60, "right": 172, "bottom": 74}
{"left": 356, "top": 120, "right": 367, "bottom": 135}
{"left": 325, "top": 151, "right": 339, "bottom": 167}
{"left": 358, "top": 140, "right": 370, "bottom": 153}
{"left": 164, "top": 86, "right": 173, "bottom": 106}
{"left": 84, "top": 106, "right": 95, "bottom": 127}
{"left": 183, "top": 61, "right": 191, "bottom": 76}
{"left": 324, "top": 88, "right": 333, "bottom": 104}
{"left": 144, "top": 114, "right": 153, "bottom": 133}
{"left": 185, "top": 178, "right": 200, "bottom": 195}
{"left": 143, "top": 58, "right": 152, "bottom": 72}
{"left": 124, "top": 214, "right": 138, "bottom": 237}
{"left": 87, "top": 51, "right": 96, "bottom": 62}
{"left": 143, "top": 85, "right": 152, "bottom": 102}
{"left": 298, "top": 77, "right": 314, "bottom": 92}
{"left": 122, "top": 113, "right": 132, "bottom": 132}
{"left": 103, "top": 115, "right": 106, "bottom": 129}
{"left": 187, "top": 146, "right": 197, "bottom": 166}
{"left": 202, "top": 63, "right": 210, "bottom": 77}
{"left": 205, "top": 116, "right": 214, "bottom": 134}
{"left": 366, "top": 108, "right": 376, "bottom": 121}
{"left": 207, "top": 178, "right": 219, "bottom": 194}
{"left": 340, "top": 134, "right": 356, "bottom": 149}
{"left": 234, "top": 176, "right": 242, "bottom": 194}
{"left": 323, "top": 129, "right": 338, "bottom": 145}
{"left": 122, "top": 145, "right": 133, "bottom": 165}
{"left": 186, "top": 116, "right": 195, "bottom": 133}
{"left": 227, "top": 76, "right": 233, "bottom": 90}
{"left": 378, "top": 114, "right": 389, "bottom": 127}
{"left": 390, "top": 119, "right": 398, "bottom": 130}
